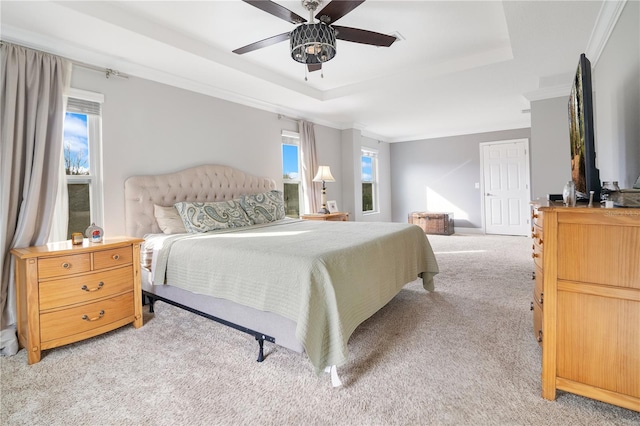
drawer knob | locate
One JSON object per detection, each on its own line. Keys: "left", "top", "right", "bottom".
{"left": 81, "top": 282, "right": 104, "bottom": 292}
{"left": 82, "top": 310, "right": 105, "bottom": 322}
{"left": 531, "top": 253, "right": 538, "bottom": 259}
{"left": 62, "top": 262, "right": 70, "bottom": 269}
{"left": 112, "top": 254, "right": 120, "bottom": 260}
{"left": 531, "top": 271, "right": 536, "bottom": 280}
{"left": 537, "top": 330, "right": 543, "bottom": 343}
{"left": 530, "top": 301, "right": 534, "bottom": 311}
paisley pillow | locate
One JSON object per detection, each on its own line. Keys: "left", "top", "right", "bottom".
{"left": 174, "top": 200, "right": 252, "bottom": 233}
{"left": 240, "top": 190, "right": 286, "bottom": 224}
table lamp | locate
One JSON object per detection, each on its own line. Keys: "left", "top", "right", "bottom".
{"left": 313, "top": 166, "right": 335, "bottom": 214}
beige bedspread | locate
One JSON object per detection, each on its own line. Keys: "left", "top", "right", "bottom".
{"left": 151, "top": 219, "right": 438, "bottom": 372}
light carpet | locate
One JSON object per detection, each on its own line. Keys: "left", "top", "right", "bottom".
{"left": 1, "top": 233, "right": 639, "bottom": 425}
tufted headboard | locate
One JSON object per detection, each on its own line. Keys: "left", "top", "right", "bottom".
{"left": 124, "top": 164, "right": 277, "bottom": 238}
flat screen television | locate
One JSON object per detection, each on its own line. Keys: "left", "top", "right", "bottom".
{"left": 568, "top": 53, "right": 600, "bottom": 201}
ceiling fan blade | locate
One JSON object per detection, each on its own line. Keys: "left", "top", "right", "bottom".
{"left": 307, "top": 64, "right": 322, "bottom": 73}
{"left": 233, "top": 32, "right": 291, "bottom": 55}
{"left": 315, "top": 0, "right": 365, "bottom": 24}
{"left": 243, "top": 0, "right": 306, "bottom": 25}
{"left": 333, "top": 26, "right": 396, "bottom": 47}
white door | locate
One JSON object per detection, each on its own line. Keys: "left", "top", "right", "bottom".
{"left": 481, "top": 140, "right": 531, "bottom": 236}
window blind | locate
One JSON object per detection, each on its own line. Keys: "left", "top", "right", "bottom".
{"left": 67, "top": 97, "right": 101, "bottom": 116}
{"left": 362, "top": 148, "right": 378, "bottom": 158}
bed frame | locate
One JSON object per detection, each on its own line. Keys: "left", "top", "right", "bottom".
{"left": 124, "top": 164, "right": 303, "bottom": 363}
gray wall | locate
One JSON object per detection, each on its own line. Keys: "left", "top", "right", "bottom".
{"left": 360, "top": 135, "right": 392, "bottom": 223}
{"left": 68, "top": 0, "right": 637, "bottom": 237}
{"left": 391, "top": 1, "right": 639, "bottom": 229}
{"left": 70, "top": 68, "right": 344, "bottom": 236}
{"left": 592, "top": 0, "right": 640, "bottom": 188}
{"left": 529, "top": 1, "right": 639, "bottom": 197}
{"left": 530, "top": 96, "right": 571, "bottom": 199}
{"left": 390, "top": 128, "right": 531, "bottom": 230}
{"left": 340, "top": 130, "right": 393, "bottom": 222}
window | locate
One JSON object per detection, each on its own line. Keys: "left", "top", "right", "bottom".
{"left": 63, "top": 91, "right": 103, "bottom": 239}
{"left": 361, "top": 148, "right": 378, "bottom": 213}
{"left": 282, "top": 131, "right": 301, "bottom": 218}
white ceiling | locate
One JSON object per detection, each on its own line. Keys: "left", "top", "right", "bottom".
{"left": 1, "top": 1, "right": 603, "bottom": 142}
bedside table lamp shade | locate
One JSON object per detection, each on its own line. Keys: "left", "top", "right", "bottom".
{"left": 313, "top": 166, "right": 335, "bottom": 214}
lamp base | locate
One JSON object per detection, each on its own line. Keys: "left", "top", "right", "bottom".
{"left": 317, "top": 208, "right": 330, "bottom": 214}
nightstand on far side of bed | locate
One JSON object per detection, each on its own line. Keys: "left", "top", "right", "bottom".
{"left": 300, "top": 212, "right": 349, "bottom": 221}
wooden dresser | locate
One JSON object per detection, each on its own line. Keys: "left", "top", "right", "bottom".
{"left": 11, "top": 236, "right": 144, "bottom": 364}
{"left": 300, "top": 212, "right": 349, "bottom": 221}
{"left": 531, "top": 201, "right": 639, "bottom": 412}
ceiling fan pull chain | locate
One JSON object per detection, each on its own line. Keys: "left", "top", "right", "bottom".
{"left": 305, "top": 66, "right": 308, "bottom": 81}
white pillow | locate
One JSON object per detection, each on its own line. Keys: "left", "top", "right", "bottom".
{"left": 154, "top": 204, "right": 187, "bottom": 234}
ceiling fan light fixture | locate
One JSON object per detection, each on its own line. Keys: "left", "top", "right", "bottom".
{"left": 290, "top": 23, "right": 336, "bottom": 65}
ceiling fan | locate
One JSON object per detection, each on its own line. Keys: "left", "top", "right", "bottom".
{"left": 233, "top": 0, "right": 397, "bottom": 74}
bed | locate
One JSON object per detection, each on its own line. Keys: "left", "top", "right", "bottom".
{"left": 124, "top": 164, "right": 438, "bottom": 384}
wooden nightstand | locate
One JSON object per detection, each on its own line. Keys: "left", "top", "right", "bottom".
{"left": 300, "top": 212, "right": 349, "bottom": 221}
{"left": 10, "top": 236, "right": 144, "bottom": 364}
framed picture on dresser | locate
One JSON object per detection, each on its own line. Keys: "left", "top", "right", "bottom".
{"left": 327, "top": 200, "right": 338, "bottom": 213}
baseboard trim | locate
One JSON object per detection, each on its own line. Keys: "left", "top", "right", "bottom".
{"left": 453, "top": 227, "right": 484, "bottom": 235}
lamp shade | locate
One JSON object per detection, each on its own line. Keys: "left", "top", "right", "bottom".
{"left": 290, "top": 23, "right": 337, "bottom": 65}
{"left": 313, "top": 166, "right": 335, "bottom": 182}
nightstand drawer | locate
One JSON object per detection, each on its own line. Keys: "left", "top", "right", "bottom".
{"left": 40, "top": 292, "right": 134, "bottom": 343}
{"left": 94, "top": 246, "right": 133, "bottom": 270}
{"left": 38, "top": 253, "right": 91, "bottom": 279}
{"left": 39, "top": 267, "right": 134, "bottom": 310}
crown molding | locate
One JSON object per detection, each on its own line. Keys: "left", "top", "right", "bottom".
{"left": 585, "top": 0, "right": 627, "bottom": 65}
{"left": 524, "top": 0, "right": 626, "bottom": 103}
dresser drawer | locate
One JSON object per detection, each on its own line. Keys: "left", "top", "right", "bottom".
{"left": 39, "top": 292, "right": 134, "bottom": 343}
{"left": 94, "top": 246, "right": 133, "bottom": 270}
{"left": 39, "top": 267, "right": 134, "bottom": 311}
{"left": 532, "top": 218, "right": 543, "bottom": 261}
{"left": 531, "top": 208, "right": 543, "bottom": 228}
{"left": 38, "top": 253, "right": 91, "bottom": 279}
{"left": 534, "top": 265, "right": 544, "bottom": 306}
{"left": 533, "top": 299, "right": 543, "bottom": 347}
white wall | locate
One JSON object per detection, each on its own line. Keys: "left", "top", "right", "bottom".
{"left": 70, "top": 68, "right": 343, "bottom": 236}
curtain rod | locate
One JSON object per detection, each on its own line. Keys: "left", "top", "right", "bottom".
{"left": 74, "top": 62, "right": 128, "bottom": 80}
{"left": 1, "top": 40, "right": 128, "bottom": 80}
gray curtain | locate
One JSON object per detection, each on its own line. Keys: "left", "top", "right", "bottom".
{"left": 0, "top": 43, "right": 71, "bottom": 355}
{"left": 298, "top": 120, "right": 320, "bottom": 214}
